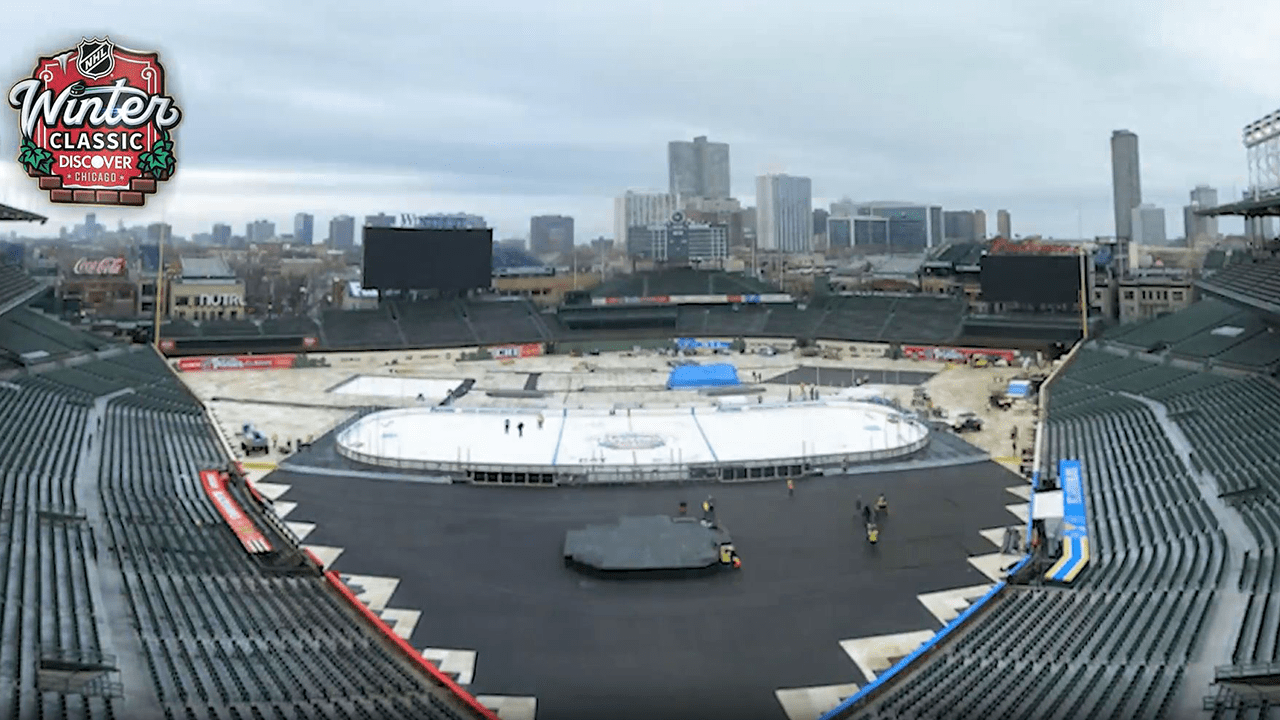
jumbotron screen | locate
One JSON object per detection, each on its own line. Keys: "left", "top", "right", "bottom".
{"left": 980, "top": 254, "right": 1082, "bottom": 305}
{"left": 362, "top": 227, "right": 493, "bottom": 291}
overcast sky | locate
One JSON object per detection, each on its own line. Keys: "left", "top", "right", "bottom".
{"left": 2, "top": 0, "right": 1277, "bottom": 242}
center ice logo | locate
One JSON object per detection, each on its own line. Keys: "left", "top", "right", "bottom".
{"left": 598, "top": 433, "right": 666, "bottom": 451}
{"left": 7, "top": 36, "right": 183, "bottom": 206}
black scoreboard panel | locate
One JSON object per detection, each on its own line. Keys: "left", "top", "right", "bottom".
{"left": 362, "top": 227, "right": 493, "bottom": 291}
{"left": 980, "top": 254, "right": 1082, "bottom": 305}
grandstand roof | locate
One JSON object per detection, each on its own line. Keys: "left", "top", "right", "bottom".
{"left": 923, "top": 241, "right": 985, "bottom": 269}
{"left": 589, "top": 267, "right": 779, "bottom": 298}
{"left": 1102, "top": 297, "right": 1280, "bottom": 371}
{"left": 0, "top": 202, "right": 47, "bottom": 223}
{"left": 179, "top": 256, "right": 234, "bottom": 279}
{"left": 0, "top": 262, "right": 42, "bottom": 317}
{"left": 1196, "top": 253, "right": 1280, "bottom": 319}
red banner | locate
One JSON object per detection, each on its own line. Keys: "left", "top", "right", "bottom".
{"left": 198, "top": 470, "right": 271, "bottom": 554}
{"left": 902, "top": 345, "right": 1018, "bottom": 364}
{"left": 489, "top": 343, "right": 543, "bottom": 359}
{"left": 176, "top": 354, "right": 297, "bottom": 372}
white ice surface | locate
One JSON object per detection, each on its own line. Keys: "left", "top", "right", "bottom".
{"left": 337, "top": 401, "right": 926, "bottom": 468}
{"left": 330, "top": 375, "right": 462, "bottom": 403}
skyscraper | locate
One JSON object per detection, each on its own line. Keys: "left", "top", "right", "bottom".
{"left": 614, "top": 191, "right": 677, "bottom": 253}
{"left": 329, "top": 215, "right": 355, "bottom": 249}
{"left": 293, "top": 213, "right": 314, "bottom": 245}
{"left": 246, "top": 220, "right": 275, "bottom": 243}
{"left": 1131, "top": 204, "right": 1166, "bottom": 245}
{"left": 996, "top": 210, "right": 1011, "bottom": 239}
{"left": 212, "top": 223, "right": 232, "bottom": 246}
{"left": 943, "top": 211, "right": 977, "bottom": 241}
{"left": 849, "top": 201, "right": 942, "bottom": 251}
{"left": 530, "top": 215, "right": 575, "bottom": 255}
{"left": 1111, "top": 130, "right": 1142, "bottom": 242}
{"left": 973, "top": 210, "right": 987, "bottom": 239}
{"left": 1182, "top": 185, "right": 1218, "bottom": 247}
{"left": 756, "top": 174, "right": 813, "bottom": 254}
{"left": 668, "top": 136, "right": 731, "bottom": 200}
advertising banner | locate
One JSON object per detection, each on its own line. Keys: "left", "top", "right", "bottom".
{"left": 901, "top": 345, "right": 1018, "bottom": 364}
{"left": 198, "top": 470, "right": 271, "bottom": 554}
{"left": 1046, "top": 459, "right": 1089, "bottom": 583}
{"left": 488, "top": 343, "right": 543, "bottom": 359}
{"left": 176, "top": 354, "right": 298, "bottom": 372}
{"left": 675, "top": 338, "right": 731, "bottom": 351}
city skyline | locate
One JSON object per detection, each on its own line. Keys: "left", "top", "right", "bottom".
{"left": 3, "top": 1, "right": 1276, "bottom": 241}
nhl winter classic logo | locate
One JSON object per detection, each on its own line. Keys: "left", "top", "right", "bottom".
{"left": 7, "top": 37, "right": 183, "bottom": 206}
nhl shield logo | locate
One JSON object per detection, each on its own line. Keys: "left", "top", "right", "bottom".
{"left": 76, "top": 37, "right": 115, "bottom": 80}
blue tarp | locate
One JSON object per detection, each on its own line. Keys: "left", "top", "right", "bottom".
{"left": 1007, "top": 380, "right": 1031, "bottom": 397}
{"left": 667, "top": 363, "right": 740, "bottom": 389}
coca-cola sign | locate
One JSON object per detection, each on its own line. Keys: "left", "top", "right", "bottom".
{"left": 72, "top": 256, "right": 126, "bottom": 275}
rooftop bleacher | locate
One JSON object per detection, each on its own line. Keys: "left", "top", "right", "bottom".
{"left": 589, "top": 268, "right": 779, "bottom": 298}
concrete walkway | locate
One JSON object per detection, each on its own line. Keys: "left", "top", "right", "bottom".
{"left": 1122, "top": 391, "right": 1255, "bottom": 715}
{"left": 77, "top": 389, "right": 162, "bottom": 718}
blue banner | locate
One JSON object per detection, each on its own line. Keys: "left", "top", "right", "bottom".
{"left": 1046, "top": 458, "right": 1089, "bottom": 582}
{"left": 675, "top": 338, "right": 731, "bottom": 351}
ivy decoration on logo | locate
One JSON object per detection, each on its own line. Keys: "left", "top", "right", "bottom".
{"left": 7, "top": 36, "right": 183, "bottom": 206}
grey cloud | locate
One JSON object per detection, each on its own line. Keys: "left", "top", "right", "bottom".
{"left": 2, "top": 0, "right": 1274, "bottom": 239}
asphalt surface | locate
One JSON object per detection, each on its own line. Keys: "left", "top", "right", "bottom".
{"left": 272, "top": 462, "right": 1021, "bottom": 720}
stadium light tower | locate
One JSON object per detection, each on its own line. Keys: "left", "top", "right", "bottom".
{"left": 1244, "top": 110, "right": 1280, "bottom": 199}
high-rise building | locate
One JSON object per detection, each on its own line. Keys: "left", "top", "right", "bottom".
{"left": 943, "top": 211, "right": 978, "bottom": 241}
{"left": 756, "top": 174, "right": 813, "bottom": 254}
{"left": 827, "top": 217, "right": 853, "bottom": 248}
{"left": 973, "top": 210, "right": 987, "bottom": 239}
{"left": 246, "top": 220, "right": 275, "bottom": 243}
{"left": 404, "top": 213, "right": 486, "bottom": 229}
{"left": 812, "top": 208, "right": 829, "bottom": 235}
{"left": 629, "top": 218, "right": 728, "bottom": 263}
{"left": 530, "top": 215, "right": 575, "bottom": 255}
{"left": 329, "top": 215, "right": 355, "bottom": 249}
{"left": 668, "top": 136, "right": 731, "bottom": 200}
{"left": 146, "top": 223, "right": 171, "bottom": 243}
{"left": 829, "top": 197, "right": 857, "bottom": 218}
{"left": 996, "top": 210, "right": 1011, "bottom": 239}
{"left": 1182, "top": 185, "right": 1219, "bottom": 247}
{"left": 1131, "top": 204, "right": 1166, "bottom": 245}
{"left": 614, "top": 191, "right": 678, "bottom": 252}
{"left": 293, "top": 213, "right": 314, "bottom": 245}
{"left": 849, "top": 201, "right": 942, "bottom": 251}
{"left": 1111, "top": 130, "right": 1142, "bottom": 242}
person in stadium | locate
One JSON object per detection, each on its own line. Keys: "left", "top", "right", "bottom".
{"left": 867, "top": 521, "right": 879, "bottom": 544}
{"left": 517, "top": 421, "right": 524, "bottom": 437}
{"left": 537, "top": 413, "right": 545, "bottom": 429}
{"left": 504, "top": 418, "right": 510, "bottom": 434}
{"left": 876, "top": 493, "right": 889, "bottom": 515}
{"left": 787, "top": 478, "right": 795, "bottom": 496}
{"left": 861, "top": 503, "right": 873, "bottom": 526}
